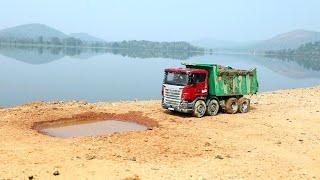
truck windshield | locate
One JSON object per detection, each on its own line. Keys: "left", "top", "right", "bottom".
{"left": 164, "top": 71, "right": 188, "bottom": 86}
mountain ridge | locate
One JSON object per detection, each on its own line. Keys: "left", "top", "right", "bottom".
{"left": 192, "top": 29, "right": 320, "bottom": 51}
{"left": 251, "top": 29, "right": 320, "bottom": 50}
{"left": 0, "top": 23, "right": 104, "bottom": 42}
{"left": 69, "top": 33, "right": 105, "bottom": 42}
{"left": 0, "top": 23, "right": 68, "bottom": 40}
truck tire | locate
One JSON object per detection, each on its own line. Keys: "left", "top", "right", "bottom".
{"left": 206, "top": 99, "right": 219, "bottom": 116}
{"left": 225, "top": 98, "right": 238, "bottom": 114}
{"left": 238, "top": 97, "right": 250, "bottom": 113}
{"left": 193, "top": 100, "right": 206, "bottom": 118}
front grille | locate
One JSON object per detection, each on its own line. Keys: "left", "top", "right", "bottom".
{"left": 164, "top": 85, "right": 182, "bottom": 107}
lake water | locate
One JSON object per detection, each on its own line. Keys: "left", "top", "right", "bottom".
{"left": 0, "top": 46, "right": 320, "bottom": 107}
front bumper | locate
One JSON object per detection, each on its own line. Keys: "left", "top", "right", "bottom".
{"left": 162, "top": 99, "right": 194, "bottom": 113}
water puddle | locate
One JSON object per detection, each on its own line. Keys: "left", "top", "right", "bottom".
{"left": 39, "top": 120, "right": 147, "bottom": 138}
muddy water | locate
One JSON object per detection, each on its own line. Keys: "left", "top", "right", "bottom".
{"left": 40, "top": 120, "right": 147, "bottom": 138}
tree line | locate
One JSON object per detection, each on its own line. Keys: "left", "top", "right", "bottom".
{"left": 0, "top": 36, "right": 205, "bottom": 52}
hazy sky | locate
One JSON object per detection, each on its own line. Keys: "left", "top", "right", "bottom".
{"left": 1, "top": 0, "right": 319, "bottom": 41}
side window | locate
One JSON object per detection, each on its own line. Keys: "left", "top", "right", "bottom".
{"left": 197, "top": 73, "right": 206, "bottom": 82}
{"left": 192, "top": 73, "right": 206, "bottom": 83}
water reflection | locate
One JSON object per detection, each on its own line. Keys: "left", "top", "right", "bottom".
{"left": 0, "top": 45, "right": 204, "bottom": 64}
{"left": 265, "top": 54, "right": 320, "bottom": 71}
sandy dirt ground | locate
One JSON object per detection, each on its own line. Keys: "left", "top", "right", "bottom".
{"left": 0, "top": 86, "right": 320, "bottom": 179}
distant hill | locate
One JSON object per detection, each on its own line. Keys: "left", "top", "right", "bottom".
{"left": 194, "top": 29, "right": 320, "bottom": 52}
{"left": 69, "top": 33, "right": 105, "bottom": 42}
{"left": 249, "top": 29, "right": 320, "bottom": 51}
{"left": 0, "top": 23, "right": 68, "bottom": 41}
{"left": 0, "top": 23, "right": 104, "bottom": 44}
{"left": 0, "top": 24, "right": 204, "bottom": 53}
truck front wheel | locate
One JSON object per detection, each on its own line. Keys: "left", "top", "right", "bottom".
{"left": 225, "top": 98, "right": 238, "bottom": 114}
{"left": 206, "top": 99, "right": 219, "bottom": 116}
{"left": 193, "top": 100, "right": 206, "bottom": 118}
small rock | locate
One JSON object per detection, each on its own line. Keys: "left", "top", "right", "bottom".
{"left": 204, "top": 142, "right": 211, "bottom": 147}
{"left": 316, "top": 110, "right": 319, "bottom": 112}
{"left": 123, "top": 174, "right": 140, "bottom": 180}
{"left": 299, "top": 139, "right": 304, "bottom": 142}
{"left": 28, "top": 175, "right": 34, "bottom": 180}
{"left": 147, "top": 127, "right": 153, "bottom": 130}
{"left": 276, "top": 141, "right": 282, "bottom": 145}
{"left": 53, "top": 170, "right": 60, "bottom": 176}
{"left": 130, "top": 157, "right": 137, "bottom": 161}
{"left": 215, "top": 155, "right": 224, "bottom": 160}
{"left": 85, "top": 154, "right": 96, "bottom": 160}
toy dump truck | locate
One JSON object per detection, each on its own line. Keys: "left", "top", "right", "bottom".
{"left": 162, "top": 63, "right": 258, "bottom": 117}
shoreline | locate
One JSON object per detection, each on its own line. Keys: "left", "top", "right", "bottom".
{"left": 1, "top": 85, "right": 317, "bottom": 109}
{"left": 0, "top": 86, "right": 320, "bottom": 179}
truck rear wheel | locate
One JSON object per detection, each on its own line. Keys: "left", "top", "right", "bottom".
{"left": 238, "top": 97, "right": 250, "bottom": 113}
{"left": 193, "top": 100, "right": 206, "bottom": 118}
{"left": 206, "top": 99, "right": 219, "bottom": 116}
{"left": 225, "top": 98, "right": 238, "bottom": 114}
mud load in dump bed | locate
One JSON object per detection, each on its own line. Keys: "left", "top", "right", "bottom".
{"left": 162, "top": 63, "right": 258, "bottom": 117}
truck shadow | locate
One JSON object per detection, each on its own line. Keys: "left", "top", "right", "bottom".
{"left": 163, "top": 110, "right": 197, "bottom": 118}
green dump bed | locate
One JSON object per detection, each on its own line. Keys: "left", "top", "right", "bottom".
{"left": 184, "top": 63, "right": 258, "bottom": 96}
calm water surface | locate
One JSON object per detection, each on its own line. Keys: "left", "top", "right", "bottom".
{"left": 40, "top": 120, "right": 147, "bottom": 138}
{"left": 0, "top": 47, "right": 320, "bottom": 107}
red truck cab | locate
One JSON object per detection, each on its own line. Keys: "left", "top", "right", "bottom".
{"left": 162, "top": 67, "right": 208, "bottom": 114}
